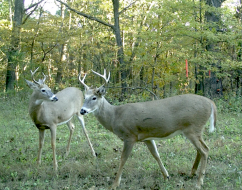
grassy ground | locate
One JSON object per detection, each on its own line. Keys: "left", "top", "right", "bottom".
{"left": 0, "top": 93, "right": 242, "bottom": 190}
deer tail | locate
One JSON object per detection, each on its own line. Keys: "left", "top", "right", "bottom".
{"left": 209, "top": 102, "right": 217, "bottom": 133}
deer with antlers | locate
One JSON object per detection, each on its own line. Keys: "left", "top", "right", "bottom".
{"left": 25, "top": 67, "right": 96, "bottom": 171}
{"left": 79, "top": 69, "right": 217, "bottom": 189}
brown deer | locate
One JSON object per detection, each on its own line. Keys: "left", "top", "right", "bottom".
{"left": 25, "top": 67, "right": 96, "bottom": 171}
{"left": 79, "top": 69, "right": 217, "bottom": 189}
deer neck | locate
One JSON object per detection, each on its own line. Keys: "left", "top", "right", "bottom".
{"left": 94, "top": 97, "right": 116, "bottom": 132}
{"left": 29, "top": 94, "right": 45, "bottom": 123}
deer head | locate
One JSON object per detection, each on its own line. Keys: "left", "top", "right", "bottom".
{"left": 25, "top": 67, "right": 58, "bottom": 102}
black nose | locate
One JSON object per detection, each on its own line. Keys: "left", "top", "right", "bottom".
{"left": 52, "top": 96, "right": 58, "bottom": 102}
{"left": 80, "top": 109, "right": 87, "bottom": 115}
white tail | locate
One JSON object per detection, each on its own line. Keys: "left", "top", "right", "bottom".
{"left": 209, "top": 104, "right": 215, "bottom": 133}
{"left": 25, "top": 67, "right": 96, "bottom": 171}
{"left": 79, "top": 69, "right": 217, "bottom": 189}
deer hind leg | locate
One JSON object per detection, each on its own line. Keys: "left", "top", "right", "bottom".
{"left": 191, "top": 150, "right": 201, "bottom": 176}
{"left": 144, "top": 140, "right": 169, "bottom": 180}
{"left": 37, "top": 129, "right": 45, "bottom": 166}
{"left": 50, "top": 127, "right": 58, "bottom": 171}
{"left": 184, "top": 132, "right": 209, "bottom": 189}
{"left": 77, "top": 115, "right": 96, "bottom": 157}
{"left": 66, "top": 121, "right": 75, "bottom": 157}
{"left": 112, "top": 140, "right": 135, "bottom": 189}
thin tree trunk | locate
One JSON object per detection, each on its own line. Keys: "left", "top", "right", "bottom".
{"left": 6, "top": 0, "right": 24, "bottom": 91}
{"left": 112, "top": 0, "right": 127, "bottom": 98}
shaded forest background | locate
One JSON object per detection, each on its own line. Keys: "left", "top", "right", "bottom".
{"left": 1, "top": 0, "right": 242, "bottom": 100}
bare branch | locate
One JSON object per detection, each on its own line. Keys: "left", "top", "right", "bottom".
{"left": 22, "top": 3, "right": 39, "bottom": 24}
{"left": 119, "top": 0, "right": 139, "bottom": 15}
{"left": 56, "top": 0, "right": 115, "bottom": 30}
{"left": 24, "top": 0, "right": 44, "bottom": 12}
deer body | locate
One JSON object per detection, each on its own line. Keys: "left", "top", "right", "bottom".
{"left": 79, "top": 69, "right": 217, "bottom": 189}
{"left": 92, "top": 94, "right": 214, "bottom": 142}
{"left": 29, "top": 87, "right": 83, "bottom": 129}
{"left": 26, "top": 68, "right": 95, "bottom": 171}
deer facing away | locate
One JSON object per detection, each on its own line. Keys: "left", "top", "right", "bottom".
{"left": 79, "top": 69, "right": 217, "bottom": 189}
{"left": 25, "top": 67, "right": 96, "bottom": 171}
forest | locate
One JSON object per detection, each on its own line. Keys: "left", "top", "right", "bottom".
{"left": 1, "top": 0, "right": 242, "bottom": 99}
{"left": 1, "top": 0, "right": 242, "bottom": 190}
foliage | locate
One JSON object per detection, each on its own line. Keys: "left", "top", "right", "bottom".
{"left": 1, "top": 0, "right": 242, "bottom": 98}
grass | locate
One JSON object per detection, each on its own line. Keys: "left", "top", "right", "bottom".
{"left": 0, "top": 93, "right": 242, "bottom": 190}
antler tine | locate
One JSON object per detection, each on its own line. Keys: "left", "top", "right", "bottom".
{"left": 42, "top": 72, "right": 47, "bottom": 83}
{"left": 79, "top": 73, "right": 89, "bottom": 90}
{"left": 30, "top": 67, "right": 40, "bottom": 85}
{"left": 91, "top": 69, "right": 110, "bottom": 84}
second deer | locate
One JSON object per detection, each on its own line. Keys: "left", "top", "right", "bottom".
{"left": 79, "top": 69, "right": 217, "bottom": 189}
{"left": 25, "top": 67, "right": 96, "bottom": 171}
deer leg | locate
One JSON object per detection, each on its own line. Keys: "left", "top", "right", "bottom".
{"left": 77, "top": 115, "right": 96, "bottom": 157}
{"left": 185, "top": 133, "right": 209, "bottom": 189}
{"left": 144, "top": 140, "right": 169, "bottom": 180}
{"left": 50, "top": 127, "right": 58, "bottom": 171}
{"left": 37, "top": 129, "right": 45, "bottom": 166}
{"left": 111, "top": 140, "right": 135, "bottom": 189}
{"left": 191, "top": 150, "right": 201, "bottom": 176}
{"left": 66, "top": 121, "right": 75, "bottom": 157}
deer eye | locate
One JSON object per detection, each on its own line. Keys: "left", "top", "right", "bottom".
{"left": 41, "top": 89, "right": 46, "bottom": 93}
{"left": 92, "top": 97, "right": 97, "bottom": 100}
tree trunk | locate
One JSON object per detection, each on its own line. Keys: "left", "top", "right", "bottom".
{"left": 55, "top": 3, "right": 67, "bottom": 91}
{"left": 112, "top": 0, "right": 127, "bottom": 99}
{"left": 204, "top": 0, "right": 225, "bottom": 98}
{"left": 6, "top": 0, "right": 24, "bottom": 91}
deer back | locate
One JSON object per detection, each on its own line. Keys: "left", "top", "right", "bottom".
{"left": 98, "top": 94, "right": 214, "bottom": 141}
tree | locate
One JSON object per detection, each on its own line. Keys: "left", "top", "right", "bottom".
{"left": 5, "top": 0, "right": 24, "bottom": 91}
{"left": 195, "top": 0, "right": 225, "bottom": 97}
{"left": 5, "top": 0, "right": 43, "bottom": 91}
{"left": 56, "top": 0, "right": 138, "bottom": 98}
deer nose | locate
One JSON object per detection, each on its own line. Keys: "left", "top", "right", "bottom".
{"left": 51, "top": 96, "right": 58, "bottom": 102}
{"left": 53, "top": 97, "right": 58, "bottom": 101}
{"left": 50, "top": 95, "right": 58, "bottom": 102}
{"left": 80, "top": 109, "right": 87, "bottom": 115}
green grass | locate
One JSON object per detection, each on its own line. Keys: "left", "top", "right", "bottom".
{"left": 0, "top": 94, "right": 242, "bottom": 190}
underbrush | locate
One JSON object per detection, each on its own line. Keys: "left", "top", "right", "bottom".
{"left": 0, "top": 93, "right": 242, "bottom": 190}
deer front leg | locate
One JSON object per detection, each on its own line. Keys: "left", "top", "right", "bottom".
{"left": 37, "top": 129, "right": 45, "bottom": 166}
{"left": 77, "top": 115, "right": 96, "bottom": 157}
{"left": 50, "top": 127, "right": 58, "bottom": 171}
{"left": 144, "top": 140, "right": 169, "bottom": 180}
{"left": 111, "top": 140, "right": 135, "bottom": 190}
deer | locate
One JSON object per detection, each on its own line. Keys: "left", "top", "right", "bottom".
{"left": 79, "top": 69, "right": 217, "bottom": 189}
{"left": 25, "top": 67, "right": 96, "bottom": 171}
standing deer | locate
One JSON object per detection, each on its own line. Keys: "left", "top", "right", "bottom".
{"left": 79, "top": 69, "right": 217, "bottom": 189}
{"left": 25, "top": 67, "right": 96, "bottom": 171}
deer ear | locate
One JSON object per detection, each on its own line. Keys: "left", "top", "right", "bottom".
{"left": 96, "top": 86, "right": 106, "bottom": 96}
{"left": 25, "top": 79, "right": 39, "bottom": 90}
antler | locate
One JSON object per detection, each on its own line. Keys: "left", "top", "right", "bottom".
{"left": 79, "top": 73, "right": 90, "bottom": 90}
{"left": 30, "top": 67, "right": 46, "bottom": 85}
{"left": 91, "top": 69, "right": 110, "bottom": 86}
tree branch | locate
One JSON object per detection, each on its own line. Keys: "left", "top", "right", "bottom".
{"left": 119, "top": 0, "right": 139, "bottom": 15}
{"left": 23, "top": 4, "right": 39, "bottom": 24}
{"left": 24, "top": 0, "right": 44, "bottom": 12}
{"left": 23, "top": 0, "right": 45, "bottom": 25}
{"left": 56, "top": 0, "right": 115, "bottom": 30}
